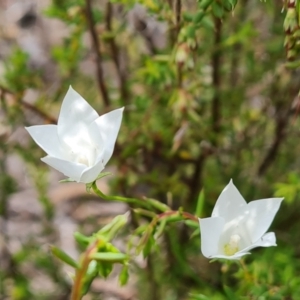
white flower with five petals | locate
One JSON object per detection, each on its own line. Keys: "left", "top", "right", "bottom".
{"left": 199, "top": 180, "right": 283, "bottom": 260}
{"left": 26, "top": 86, "right": 124, "bottom": 183}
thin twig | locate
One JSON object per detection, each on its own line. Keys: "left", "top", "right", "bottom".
{"left": 85, "top": 0, "right": 110, "bottom": 107}
{"left": 71, "top": 240, "right": 99, "bottom": 300}
{"left": 187, "top": 153, "right": 206, "bottom": 208}
{"left": 211, "top": 17, "right": 222, "bottom": 137}
{"left": 174, "top": 0, "right": 182, "bottom": 88}
{"left": 105, "top": 1, "right": 129, "bottom": 106}
{"left": 20, "top": 100, "right": 57, "bottom": 124}
{"left": 229, "top": 0, "right": 249, "bottom": 86}
{"left": 146, "top": 253, "right": 160, "bottom": 300}
{"left": 0, "top": 85, "right": 57, "bottom": 124}
{"left": 257, "top": 108, "right": 291, "bottom": 176}
{"left": 175, "top": 0, "right": 181, "bottom": 36}
{"left": 257, "top": 70, "right": 297, "bottom": 176}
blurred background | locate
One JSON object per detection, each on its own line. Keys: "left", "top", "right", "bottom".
{"left": 1, "top": 0, "right": 300, "bottom": 299}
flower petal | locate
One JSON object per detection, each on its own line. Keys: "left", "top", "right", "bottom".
{"left": 25, "top": 125, "right": 67, "bottom": 159}
{"left": 212, "top": 179, "right": 247, "bottom": 221}
{"left": 79, "top": 159, "right": 105, "bottom": 183}
{"left": 244, "top": 198, "right": 283, "bottom": 243}
{"left": 57, "top": 86, "right": 99, "bottom": 145}
{"left": 237, "top": 232, "right": 277, "bottom": 254}
{"left": 208, "top": 252, "right": 250, "bottom": 260}
{"left": 199, "top": 217, "right": 225, "bottom": 258}
{"left": 41, "top": 156, "right": 86, "bottom": 182}
{"left": 90, "top": 107, "right": 124, "bottom": 165}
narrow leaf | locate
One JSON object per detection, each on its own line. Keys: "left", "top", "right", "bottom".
{"left": 50, "top": 245, "right": 78, "bottom": 269}
{"left": 196, "top": 189, "right": 205, "bottom": 217}
{"left": 119, "top": 264, "right": 129, "bottom": 286}
{"left": 91, "top": 252, "right": 128, "bottom": 262}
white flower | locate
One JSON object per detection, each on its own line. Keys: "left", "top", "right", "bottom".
{"left": 199, "top": 180, "right": 283, "bottom": 260}
{"left": 26, "top": 86, "right": 124, "bottom": 183}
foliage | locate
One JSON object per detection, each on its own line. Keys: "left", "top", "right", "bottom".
{"left": 1, "top": 0, "right": 300, "bottom": 299}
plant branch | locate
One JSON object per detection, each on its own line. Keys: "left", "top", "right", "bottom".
{"left": 71, "top": 240, "right": 99, "bottom": 300}
{"left": 257, "top": 70, "right": 296, "bottom": 176}
{"left": 105, "top": 1, "right": 129, "bottom": 106}
{"left": 85, "top": 0, "right": 110, "bottom": 107}
{"left": 0, "top": 85, "right": 57, "bottom": 124}
{"left": 257, "top": 108, "right": 291, "bottom": 176}
{"left": 211, "top": 17, "right": 222, "bottom": 137}
{"left": 175, "top": 0, "right": 181, "bottom": 36}
{"left": 91, "top": 182, "right": 170, "bottom": 212}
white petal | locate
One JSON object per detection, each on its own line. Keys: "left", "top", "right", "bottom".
{"left": 244, "top": 198, "right": 283, "bottom": 243}
{"left": 212, "top": 180, "right": 247, "bottom": 221}
{"left": 90, "top": 107, "right": 124, "bottom": 165}
{"left": 79, "top": 159, "right": 105, "bottom": 183}
{"left": 209, "top": 252, "right": 250, "bottom": 260}
{"left": 57, "top": 86, "right": 99, "bottom": 144}
{"left": 237, "top": 232, "right": 277, "bottom": 254}
{"left": 199, "top": 217, "right": 225, "bottom": 258}
{"left": 41, "top": 156, "right": 86, "bottom": 182}
{"left": 25, "top": 125, "right": 67, "bottom": 159}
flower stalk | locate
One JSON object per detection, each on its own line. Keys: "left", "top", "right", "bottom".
{"left": 91, "top": 181, "right": 170, "bottom": 212}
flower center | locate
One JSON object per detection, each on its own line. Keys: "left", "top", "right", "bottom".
{"left": 224, "top": 234, "right": 241, "bottom": 256}
{"left": 70, "top": 145, "right": 97, "bottom": 167}
{"left": 76, "top": 153, "right": 90, "bottom": 166}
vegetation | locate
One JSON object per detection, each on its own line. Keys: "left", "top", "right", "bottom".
{"left": 1, "top": 0, "right": 300, "bottom": 299}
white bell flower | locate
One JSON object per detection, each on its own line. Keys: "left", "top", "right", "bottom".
{"left": 199, "top": 180, "right": 283, "bottom": 260}
{"left": 26, "top": 86, "right": 124, "bottom": 183}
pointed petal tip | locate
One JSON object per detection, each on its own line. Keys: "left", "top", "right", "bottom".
{"left": 114, "top": 106, "right": 125, "bottom": 113}
{"left": 228, "top": 178, "right": 235, "bottom": 187}
{"left": 66, "top": 85, "right": 74, "bottom": 95}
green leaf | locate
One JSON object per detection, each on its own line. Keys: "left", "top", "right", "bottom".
{"left": 74, "top": 232, "right": 92, "bottom": 247}
{"left": 98, "top": 261, "right": 113, "bottom": 278}
{"left": 91, "top": 252, "right": 128, "bottom": 262}
{"left": 81, "top": 260, "right": 98, "bottom": 296}
{"left": 136, "top": 226, "right": 154, "bottom": 255}
{"left": 143, "top": 235, "right": 155, "bottom": 258}
{"left": 50, "top": 246, "right": 78, "bottom": 269}
{"left": 195, "top": 189, "right": 205, "bottom": 217}
{"left": 212, "top": 2, "right": 224, "bottom": 18}
{"left": 190, "top": 228, "right": 200, "bottom": 240}
{"left": 96, "top": 213, "right": 128, "bottom": 240}
{"left": 185, "top": 220, "right": 200, "bottom": 229}
{"left": 223, "top": 285, "right": 239, "bottom": 300}
{"left": 224, "top": 0, "right": 238, "bottom": 11}
{"left": 119, "top": 264, "right": 129, "bottom": 286}
{"left": 188, "top": 294, "right": 211, "bottom": 300}
{"left": 154, "top": 219, "right": 167, "bottom": 239}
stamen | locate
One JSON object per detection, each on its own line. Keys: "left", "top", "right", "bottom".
{"left": 224, "top": 234, "right": 241, "bottom": 256}
{"left": 77, "top": 154, "right": 89, "bottom": 166}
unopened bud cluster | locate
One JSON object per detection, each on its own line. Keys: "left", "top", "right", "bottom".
{"left": 284, "top": 0, "right": 300, "bottom": 61}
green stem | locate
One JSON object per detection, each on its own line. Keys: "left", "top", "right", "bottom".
{"left": 158, "top": 210, "right": 199, "bottom": 223}
{"left": 70, "top": 240, "right": 99, "bottom": 300}
{"left": 91, "top": 182, "right": 170, "bottom": 212}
